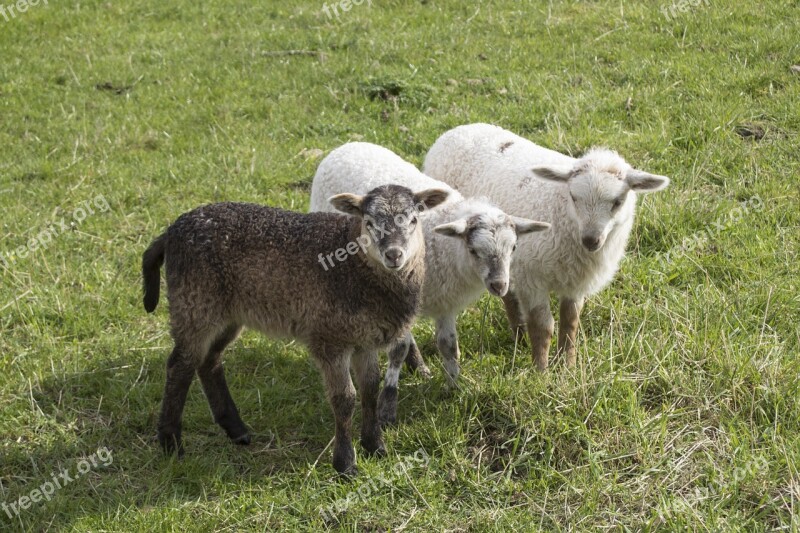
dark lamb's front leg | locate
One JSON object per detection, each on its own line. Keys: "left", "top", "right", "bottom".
{"left": 352, "top": 349, "right": 386, "bottom": 457}
{"left": 314, "top": 347, "right": 358, "bottom": 477}
{"left": 557, "top": 297, "right": 584, "bottom": 368}
{"left": 197, "top": 325, "right": 250, "bottom": 445}
{"left": 157, "top": 346, "right": 198, "bottom": 457}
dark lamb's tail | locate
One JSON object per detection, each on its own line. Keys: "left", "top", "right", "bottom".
{"left": 142, "top": 234, "right": 166, "bottom": 313}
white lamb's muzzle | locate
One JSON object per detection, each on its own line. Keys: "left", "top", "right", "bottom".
{"left": 486, "top": 278, "right": 509, "bottom": 297}
{"left": 485, "top": 264, "right": 511, "bottom": 296}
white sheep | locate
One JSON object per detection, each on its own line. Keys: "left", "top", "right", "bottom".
{"left": 310, "top": 142, "right": 548, "bottom": 424}
{"left": 423, "top": 124, "right": 670, "bottom": 371}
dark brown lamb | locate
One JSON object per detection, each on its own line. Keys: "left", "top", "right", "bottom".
{"left": 141, "top": 185, "right": 448, "bottom": 476}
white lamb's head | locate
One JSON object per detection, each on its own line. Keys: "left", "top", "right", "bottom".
{"left": 433, "top": 206, "right": 549, "bottom": 296}
{"left": 532, "top": 148, "right": 669, "bottom": 252}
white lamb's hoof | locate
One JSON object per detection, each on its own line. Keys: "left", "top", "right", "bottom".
{"left": 417, "top": 365, "right": 433, "bottom": 380}
{"left": 443, "top": 361, "right": 460, "bottom": 388}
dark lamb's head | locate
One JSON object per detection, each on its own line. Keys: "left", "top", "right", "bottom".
{"left": 330, "top": 184, "right": 449, "bottom": 270}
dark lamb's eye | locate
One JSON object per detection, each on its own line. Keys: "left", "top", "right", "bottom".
{"left": 469, "top": 248, "right": 478, "bottom": 257}
{"left": 612, "top": 198, "right": 623, "bottom": 211}
{"left": 409, "top": 217, "right": 418, "bottom": 227}
{"left": 570, "top": 193, "right": 578, "bottom": 203}
{"left": 365, "top": 220, "right": 374, "bottom": 230}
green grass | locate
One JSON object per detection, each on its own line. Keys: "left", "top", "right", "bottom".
{"left": 1, "top": 0, "right": 799, "bottom": 530}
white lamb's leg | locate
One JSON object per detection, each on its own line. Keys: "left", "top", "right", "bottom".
{"left": 435, "top": 315, "right": 460, "bottom": 385}
{"left": 378, "top": 331, "right": 412, "bottom": 426}
{"left": 502, "top": 290, "right": 526, "bottom": 341}
{"left": 557, "top": 296, "right": 584, "bottom": 368}
{"left": 403, "top": 335, "right": 431, "bottom": 379}
{"left": 521, "top": 291, "right": 554, "bottom": 372}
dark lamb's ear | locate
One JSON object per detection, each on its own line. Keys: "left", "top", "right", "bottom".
{"left": 329, "top": 193, "right": 364, "bottom": 217}
{"left": 413, "top": 188, "right": 450, "bottom": 211}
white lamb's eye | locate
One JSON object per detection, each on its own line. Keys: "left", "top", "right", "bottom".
{"left": 612, "top": 198, "right": 623, "bottom": 211}
{"left": 512, "top": 245, "right": 517, "bottom": 252}
{"left": 570, "top": 193, "right": 578, "bottom": 203}
{"left": 365, "top": 220, "right": 374, "bottom": 229}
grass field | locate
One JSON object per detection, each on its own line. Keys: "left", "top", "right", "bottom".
{"left": 1, "top": 0, "right": 799, "bottom": 530}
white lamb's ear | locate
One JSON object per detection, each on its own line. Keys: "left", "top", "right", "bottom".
{"left": 626, "top": 170, "right": 670, "bottom": 193}
{"left": 434, "top": 219, "right": 468, "bottom": 237}
{"left": 510, "top": 216, "right": 550, "bottom": 235}
{"left": 531, "top": 165, "right": 573, "bottom": 183}
{"left": 329, "top": 193, "right": 364, "bottom": 217}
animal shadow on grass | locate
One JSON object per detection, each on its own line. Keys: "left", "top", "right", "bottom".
{"left": 5, "top": 337, "right": 442, "bottom": 528}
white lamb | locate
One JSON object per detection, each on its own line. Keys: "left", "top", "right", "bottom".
{"left": 310, "top": 142, "right": 548, "bottom": 424}
{"left": 423, "top": 124, "right": 670, "bottom": 371}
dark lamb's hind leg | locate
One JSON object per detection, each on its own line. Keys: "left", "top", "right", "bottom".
{"left": 197, "top": 324, "right": 250, "bottom": 445}
{"left": 157, "top": 345, "right": 199, "bottom": 457}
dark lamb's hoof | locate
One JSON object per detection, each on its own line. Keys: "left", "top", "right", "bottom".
{"left": 158, "top": 432, "right": 185, "bottom": 458}
{"left": 231, "top": 433, "right": 252, "bottom": 446}
{"left": 378, "top": 387, "right": 399, "bottom": 428}
{"left": 361, "top": 440, "right": 387, "bottom": 458}
{"left": 379, "top": 417, "right": 396, "bottom": 429}
{"left": 335, "top": 464, "right": 359, "bottom": 480}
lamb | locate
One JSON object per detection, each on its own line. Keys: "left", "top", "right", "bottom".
{"left": 309, "top": 142, "right": 549, "bottom": 424}
{"left": 423, "top": 124, "right": 669, "bottom": 371}
{"left": 141, "top": 184, "right": 449, "bottom": 476}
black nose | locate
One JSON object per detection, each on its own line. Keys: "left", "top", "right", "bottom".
{"left": 582, "top": 235, "right": 601, "bottom": 251}
{"left": 384, "top": 248, "right": 403, "bottom": 264}
{"left": 489, "top": 280, "right": 508, "bottom": 296}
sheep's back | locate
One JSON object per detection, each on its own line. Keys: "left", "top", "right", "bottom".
{"left": 310, "top": 142, "right": 460, "bottom": 213}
